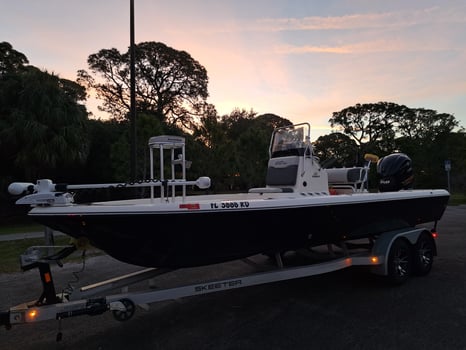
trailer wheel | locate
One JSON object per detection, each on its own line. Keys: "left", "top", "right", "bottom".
{"left": 413, "top": 233, "right": 435, "bottom": 276}
{"left": 112, "top": 298, "right": 135, "bottom": 322}
{"left": 386, "top": 238, "right": 412, "bottom": 285}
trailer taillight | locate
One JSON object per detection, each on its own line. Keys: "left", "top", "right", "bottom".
{"left": 26, "top": 309, "right": 38, "bottom": 321}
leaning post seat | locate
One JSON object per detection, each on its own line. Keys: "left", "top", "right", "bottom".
{"left": 249, "top": 155, "right": 300, "bottom": 194}
{"left": 265, "top": 156, "right": 299, "bottom": 187}
{"left": 326, "top": 167, "right": 368, "bottom": 193}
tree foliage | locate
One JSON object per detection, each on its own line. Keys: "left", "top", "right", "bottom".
{"left": 0, "top": 41, "right": 28, "bottom": 75}
{"left": 397, "top": 108, "right": 459, "bottom": 141}
{"left": 77, "top": 41, "right": 209, "bottom": 129}
{"left": 329, "top": 102, "right": 405, "bottom": 156}
{"left": 313, "top": 133, "right": 358, "bottom": 168}
{"left": 329, "top": 101, "right": 463, "bottom": 189}
{"left": 329, "top": 101, "right": 460, "bottom": 159}
{"left": 0, "top": 43, "right": 91, "bottom": 217}
{"left": 191, "top": 110, "right": 292, "bottom": 191}
{"left": 0, "top": 65, "right": 89, "bottom": 180}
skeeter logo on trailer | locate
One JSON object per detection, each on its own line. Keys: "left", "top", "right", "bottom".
{"left": 194, "top": 279, "right": 242, "bottom": 293}
{"left": 210, "top": 201, "right": 250, "bottom": 209}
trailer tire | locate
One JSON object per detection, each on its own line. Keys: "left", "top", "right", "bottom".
{"left": 413, "top": 233, "right": 435, "bottom": 276}
{"left": 386, "top": 238, "right": 412, "bottom": 285}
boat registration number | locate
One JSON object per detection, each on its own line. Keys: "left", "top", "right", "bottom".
{"left": 210, "top": 201, "right": 250, "bottom": 209}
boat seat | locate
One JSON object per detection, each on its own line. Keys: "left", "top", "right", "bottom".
{"left": 265, "top": 156, "right": 299, "bottom": 187}
{"left": 327, "top": 167, "right": 367, "bottom": 192}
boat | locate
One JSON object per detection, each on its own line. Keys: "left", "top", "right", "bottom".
{"left": 8, "top": 123, "right": 450, "bottom": 268}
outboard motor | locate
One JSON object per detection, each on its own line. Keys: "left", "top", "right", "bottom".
{"left": 377, "top": 153, "right": 414, "bottom": 192}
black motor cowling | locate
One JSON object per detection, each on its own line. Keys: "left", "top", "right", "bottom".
{"left": 377, "top": 153, "right": 414, "bottom": 192}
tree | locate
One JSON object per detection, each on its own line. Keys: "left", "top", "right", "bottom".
{"left": 109, "top": 113, "right": 170, "bottom": 182}
{"left": 81, "top": 119, "right": 127, "bottom": 183}
{"left": 396, "top": 108, "right": 460, "bottom": 141}
{"left": 329, "top": 102, "right": 409, "bottom": 158}
{"left": 0, "top": 43, "right": 90, "bottom": 218}
{"left": 313, "top": 133, "right": 359, "bottom": 168}
{"left": 77, "top": 41, "right": 209, "bottom": 129}
{"left": 0, "top": 66, "right": 89, "bottom": 180}
{"left": 192, "top": 104, "right": 223, "bottom": 149}
{"left": 209, "top": 109, "right": 258, "bottom": 190}
{"left": 0, "top": 41, "right": 28, "bottom": 75}
{"left": 443, "top": 132, "right": 466, "bottom": 192}
{"left": 330, "top": 102, "right": 461, "bottom": 156}
{"left": 191, "top": 110, "right": 292, "bottom": 191}
{"left": 330, "top": 101, "right": 463, "bottom": 188}
{"left": 233, "top": 113, "right": 292, "bottom": 188}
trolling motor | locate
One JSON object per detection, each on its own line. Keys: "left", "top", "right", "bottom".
{"left": 8, "top": 177, "right": 211, "bottom": 206}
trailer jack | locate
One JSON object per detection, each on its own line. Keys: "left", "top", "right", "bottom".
{"left": 1, "top": 244, "right": 77, "bottom": 331}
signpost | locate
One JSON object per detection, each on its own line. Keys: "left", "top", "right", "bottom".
{"left": 444, "top": 160, "right": 451, "bottom": 193}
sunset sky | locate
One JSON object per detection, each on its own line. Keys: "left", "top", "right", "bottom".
{"left": 2, "top": 0, "right": 465, "bottom": 140}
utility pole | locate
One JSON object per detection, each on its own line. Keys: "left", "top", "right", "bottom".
{"left": 130, "top": 0, "right": 137, "bottom": 181}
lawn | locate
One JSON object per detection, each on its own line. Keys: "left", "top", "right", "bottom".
{"left": 0, "top": 236, "right": 76, "bottom": 273}
{"left": 449, "top": 193, "right": 466, "bottom": 206}
{"left": 0, "top": 230, "right": 102, "bottom": 273}
{"left": 0, "top": 222, "right": 43, "bottom": 235}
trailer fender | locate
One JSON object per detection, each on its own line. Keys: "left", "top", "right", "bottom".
{"left": 370, "top": 227, "right": 433, "bottom": 276}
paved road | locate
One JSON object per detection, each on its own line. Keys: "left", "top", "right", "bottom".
{"left": 0, "top": 231, "right": 64, "bottom": 242}
{"left": 1, "top": 206, "right": 465, "bottom": 350}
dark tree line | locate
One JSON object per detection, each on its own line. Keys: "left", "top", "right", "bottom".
{"left": 1, "top": 41, "right": 465, "bottom": 219}
{"left": 314, "top": 102, "right": 465, "bottom": 190}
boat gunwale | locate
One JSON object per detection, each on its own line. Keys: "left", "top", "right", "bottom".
{"left": 28, "top": 189, "right": 450, "bottom": 216}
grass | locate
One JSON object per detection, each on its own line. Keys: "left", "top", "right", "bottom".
{"left": 449, "top": 193, "right": 466, "bottom": 206}
{"left": 0, "top": 236, "right": 102, "bottom": 274}
{"left": 0, "top": 222, "right": 43, "bottom": 235}
{"left": 0, "top": 236, "right": 69, "bottom": 273}
{"left": 0, "top": 217, "right": 102, "bottom": 273}
{"left": 0, "top": 214, "right": 43, "bottom": 235}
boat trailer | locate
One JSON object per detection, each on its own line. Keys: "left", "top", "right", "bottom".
{"left": 1, "top": 226, "right": 437, "bottom": 341}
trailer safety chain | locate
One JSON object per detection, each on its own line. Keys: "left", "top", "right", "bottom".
{"left": 56, "top": 318, "right": 63, "bottom": 342}
{"left": 63, "top": 250, "right": 87, "bottom": 295}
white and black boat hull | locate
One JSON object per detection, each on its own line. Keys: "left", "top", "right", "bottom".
{"left": 29, "top": 190, "right": 449, "bottom": 268}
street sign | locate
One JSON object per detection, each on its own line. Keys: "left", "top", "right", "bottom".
{"left": 445, "top": 160, "right": 451, "bottom": 172}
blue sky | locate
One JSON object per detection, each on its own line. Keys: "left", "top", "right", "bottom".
{"left": 1, "top": 0, "right": 465, "bottom": 140}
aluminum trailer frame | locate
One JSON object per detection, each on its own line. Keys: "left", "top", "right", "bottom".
{"left": 1, "top": 226, "right": 437, "bottom": 335}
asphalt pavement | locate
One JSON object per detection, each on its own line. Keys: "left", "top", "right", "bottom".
{"left": 1, "top": 205, "right": 466, "bottom": 350}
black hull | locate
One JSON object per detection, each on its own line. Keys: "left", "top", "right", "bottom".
{"left": 33, "top": 194, "right": 449, "bottom": 268}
